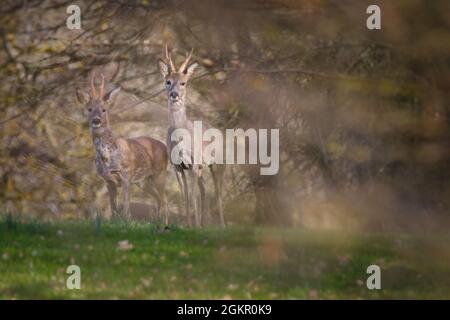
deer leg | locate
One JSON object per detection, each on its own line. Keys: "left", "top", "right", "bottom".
{"left": 107, "top": 182, "right": 118, "bottom": 218}
{"left": 122, "top": 179, "right": 131, "bottom": 220}
{"left": 197, "top": 175, "right": 206, "bottom": 227}
{"left": 210, "top": 165, "right": 225, "bottom": 228}
{"left": 154, "top": 172, "right": 169, "bottom": 227}
{"left": 174, "top": 168, "right": 184, "bottom": 216}
{"left": 161, "top": 188, "right": 169, "bottom": 227}
{"left": 180, "top": 169, "right": 191, "bottom": 226}
{"left": 145, "top": 179, "right": 161, "bottom": 219}
{"left": 189, "top": 169, "right": 199, "bottom": 227}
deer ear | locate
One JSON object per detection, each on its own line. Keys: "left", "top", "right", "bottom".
{"left": 103, "top": 86, "right": 120, "bottom": 102}
{"left": 183, "top": 61, "right": 198, "bottom": 78}
{"left": 158, "top": 58, "right": 169, "bottom": 77}
{"left": 76, "top": 88, "right": 89, "bottom": 105}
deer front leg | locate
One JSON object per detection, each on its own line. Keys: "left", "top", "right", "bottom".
{"left": 122, "top": 178, "right": 131, "bottom": 220}
{"left": 107, "top": 182, "right": 118, "bottom": 218}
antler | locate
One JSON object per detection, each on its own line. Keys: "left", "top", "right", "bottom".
{"left": 178, "top": 48, "right": 193, "bottom": 73}
{"left": 90, "top": 72, "right": 97, "bottom": 99}
{"left": 90, "top": 72, "right": 105, "bottom": 99}
{"left": 165, "top": 44, "right": 176, "bottom": 72}
{"left": 98, "top": 73, "right": 105, "bottom": 98}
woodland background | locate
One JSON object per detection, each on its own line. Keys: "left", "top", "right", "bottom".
{"left": 1, "top": 0, "right": 449, "bottom": 231}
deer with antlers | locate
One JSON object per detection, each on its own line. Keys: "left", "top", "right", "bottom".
{"left": 157, "top": 47, "right": 225, "bottom": 228}
{"left": 76, "top": 73, "right": 169, "bottom": 224}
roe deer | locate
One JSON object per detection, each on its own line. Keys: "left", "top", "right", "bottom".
{"left": 157, "top": 46, "right": 225, "bottom": 228}
{"left": 76, "top": 73, "right": 170, "bottom": 224}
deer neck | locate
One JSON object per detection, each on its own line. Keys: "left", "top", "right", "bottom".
{"left": 168, "top": 99, "right": 190, "bottom": 129}
{"left": 92, "top": 126, "right": 116, "bottom": 156}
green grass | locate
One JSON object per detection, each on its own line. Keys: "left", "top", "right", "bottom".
{"left": 1, "top": 216, "right": 450, "bottom": 299}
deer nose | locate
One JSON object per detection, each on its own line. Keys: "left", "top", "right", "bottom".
{"left": 92, "top": 118, "right": 101, "bottom": 125}
{"left": 170, "top": 92, "right": 179, "bottom": 100}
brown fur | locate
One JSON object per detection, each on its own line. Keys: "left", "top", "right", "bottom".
{"left": 77, "top": 73, "right": 170, "bottom": 224}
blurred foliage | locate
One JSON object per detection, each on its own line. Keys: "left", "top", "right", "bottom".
{"left": 0, "top": 0, "right": 449, "bottom": 231}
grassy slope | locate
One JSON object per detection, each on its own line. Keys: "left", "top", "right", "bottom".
{"left": 1, "top": 218, "right": 449, "bottom": 299}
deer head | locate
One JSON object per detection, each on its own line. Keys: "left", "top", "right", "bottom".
{"left": 76, "top": 73, "right": 120, "bottom": 136}
{"left": 157, "top": 46, "right": 199, "bottom": 108}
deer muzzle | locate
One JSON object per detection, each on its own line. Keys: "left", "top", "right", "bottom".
{"left": 169, "top": 91, "right": 179, "bottom": 101}
{"left": 91, "top": 118, "right": 102, "bottom": 128}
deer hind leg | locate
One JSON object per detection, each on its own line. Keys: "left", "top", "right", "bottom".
{"left": 174, "top": 168, "right": 184, "bottom": 216}
{"left": 198, "top": 174, "right": 206, "bottom": 227}
{"left": 210, "top": 165, "right": 225, "bottom": 228}
{"left": 144, "top": 178, "right": 162, "bottom": 220}
{"left": 189, "top": 168, "right": 200, "bottom": 227}
{"left": 107, "top": 182, "right": 118, "bottom": 218}
{"left": 179, "top": 169, "right": 191, "bottom": 226}
{"left": 153, "top": 171, "right": 169, "bottom": 227}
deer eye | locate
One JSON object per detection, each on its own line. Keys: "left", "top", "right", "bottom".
{"left": 88, "top": 108, "right": 92, "bottom": 112}
{"left": 166, "top": 80, "right": 172, "bottom": 86}
{"left": 102, "top": 109, "right": 106, "bottom": 112}
{"left": 181, "top": 82, "right": 186, "bottom": 86}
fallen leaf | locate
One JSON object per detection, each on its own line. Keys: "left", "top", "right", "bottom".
{"left": 228, "top": 283, "right": 239, "bottom": 290}
{"left": 308, "top": 289, "right": 318, "bottom": 299}
{"left": 117, "top": 240, "right": 133, "bottom": 251}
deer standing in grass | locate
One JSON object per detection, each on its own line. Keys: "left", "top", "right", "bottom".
{"left": 76, "top": 73, "right": 169, "bottom": 224}
{"left": 158, "top": 47, "right": 225, "bottom": 228}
